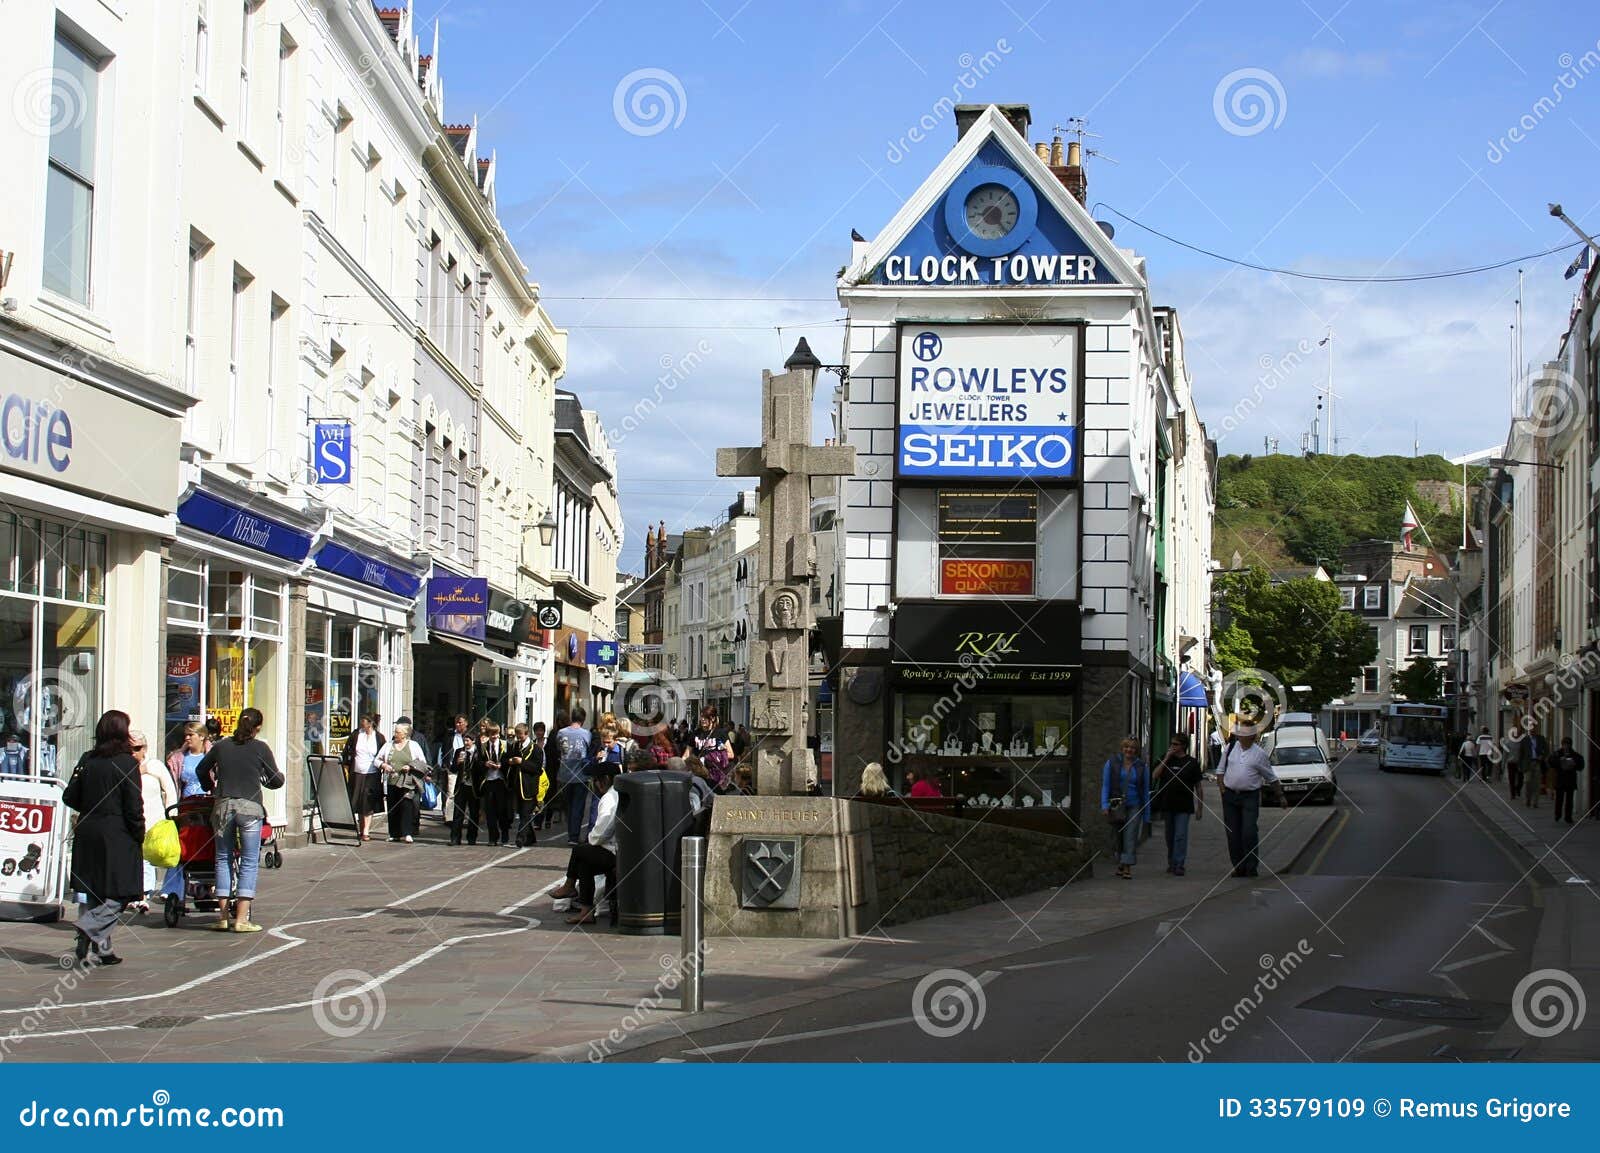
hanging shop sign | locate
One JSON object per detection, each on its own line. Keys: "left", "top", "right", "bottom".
{"left": 426, "top": 576, "right": 489, "bottom": 640}
{"left": 896, "top": 324, "right": 1080, "bottom": 480}
{"left": 312, "top": 422, "right": 353, "bottom": 484}
{"left": 586, "top": 639, "right": 619, "bottom": 667}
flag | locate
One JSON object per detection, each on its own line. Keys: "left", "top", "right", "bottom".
{"left": 1565, "top": 248, "right": 1590, "bottom": 280}
{"left": 1401, "top": 501, "right": 1420, "bottom": 552}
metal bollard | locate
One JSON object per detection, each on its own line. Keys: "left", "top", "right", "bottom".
{"left": 680, "top": 836, "right": 705, "bottom": 1012}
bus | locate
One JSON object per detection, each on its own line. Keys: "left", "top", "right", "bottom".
{"left": 1378, "top": 703, "right": 1449, "bottom": 773}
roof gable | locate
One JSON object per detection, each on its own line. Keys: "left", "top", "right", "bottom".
{"left": 844, "top": 104, "right": 1141, "bottom": 290}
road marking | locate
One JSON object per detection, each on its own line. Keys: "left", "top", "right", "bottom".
{"left": 1359, "top": 1024, "right": 1449, "bottom": 1052}
{"left": 1302, "top": 807, "right": 1351, "bottom": 877}
{"left": 684, "top": 970, "right": 1003, "bottom": 1056}
{"left": 499, "top": 878, "right": 562, "bottom": 916}
{"left": 0, "top": 849, "right": 533, "bottom": 1020}
{"left": 1471, "top": 922, "right": 1514, "bottom": 952}
{"left": 1434, "top": 949, "right": 1512, "bottom": 974}
{"left": 1002, "top": 956, "right": 1091, "bottom": 972}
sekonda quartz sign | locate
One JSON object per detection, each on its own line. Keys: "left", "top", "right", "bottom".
{"left": 896, "top": 323, "right": 1081, "bottom": 481}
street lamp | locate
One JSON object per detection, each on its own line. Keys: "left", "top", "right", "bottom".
{"left": 536, "top": 509, "right": 558, "bottom": 547}
{"left": 1548, "top": 203, "right": 1600, "bottom": 255}
{"left": 1489, "top": 457, "right": 1563, "bottom": 472}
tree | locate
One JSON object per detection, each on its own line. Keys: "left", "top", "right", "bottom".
{"left": 1212, "top": 568, "right": 1378, "bottom": 710}
{"left": 1286, "top": 509, "right": 1346, "bottom": 565}
{"left": 1393, "top": 657, "right": 1443, "bottom": 702}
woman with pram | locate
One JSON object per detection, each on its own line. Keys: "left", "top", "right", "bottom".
{"left": 195, "top": 708, "right": 284, "bottom": 932}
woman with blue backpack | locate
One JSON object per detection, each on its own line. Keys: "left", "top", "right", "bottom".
{"left": 1101, "top": 737, "right": 1151, "bottom": 880}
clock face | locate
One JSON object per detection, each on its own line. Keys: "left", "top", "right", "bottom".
{"left": 964, "top": 184, "right": 1020, "bottom": 240}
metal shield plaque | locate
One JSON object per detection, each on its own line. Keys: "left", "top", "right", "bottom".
{"left": 740, "top": 838, "right": 801, "bottom": 910}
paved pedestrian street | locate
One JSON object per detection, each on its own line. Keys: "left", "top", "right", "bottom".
{"left": 2, "top": 803, "right": 1335, "bottom": 1063}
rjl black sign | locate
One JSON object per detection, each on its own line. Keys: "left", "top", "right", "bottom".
{"left": 891, "top": 600, "right": 1081, "bottom": 669}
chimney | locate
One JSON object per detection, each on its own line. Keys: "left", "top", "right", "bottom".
{"left": 954, "top": 103, "right": 1030, "bottom": 141}
{"left": 1035, "top": 142, "right": 1049, "bottom": 162}
{"left": 1050, "top": 137, "right": 1088, "bottom": 205}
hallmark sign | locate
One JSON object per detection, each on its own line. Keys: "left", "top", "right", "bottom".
{"left": 896, "top": 324, "right": 1080, "bottom": 480}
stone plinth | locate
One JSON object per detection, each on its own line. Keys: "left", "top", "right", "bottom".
{"left": 705, "top": 795, "right": 1092, "bottom": 939}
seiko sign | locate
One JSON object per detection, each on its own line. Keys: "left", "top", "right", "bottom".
{"left": 896, "top": 324, "right": 1080, "bottom": 480}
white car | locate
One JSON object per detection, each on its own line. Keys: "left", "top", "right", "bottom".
{"left": 1271, "top": 742, "right": 1337, "bottom": 804}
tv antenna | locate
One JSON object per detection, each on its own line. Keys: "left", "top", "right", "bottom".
{"left": 1053, "top": 118, "right": 1118, "bottom": 165}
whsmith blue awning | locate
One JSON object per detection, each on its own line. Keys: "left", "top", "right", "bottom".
{"left": 177, "top": 490, "right": 314, "bottom": 563}
{"left": 1178, "top": 670, "right": 1210, "bottom": 708}
{"left": 313, "top": 541, "right": 423, "bottom": 599}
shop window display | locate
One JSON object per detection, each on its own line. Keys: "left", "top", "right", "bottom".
{"left": 893, "top": 691, "right": 1073, "bottom": 807}
{"left": 0, "top": 515, "right": 106, "bottom": 779}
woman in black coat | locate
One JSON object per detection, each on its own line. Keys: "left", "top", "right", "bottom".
{"left": 62, "top": 710, "right": 144, "bottom": 966}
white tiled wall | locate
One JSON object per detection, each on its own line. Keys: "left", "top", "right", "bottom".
{"left": 838, "top": 299, "right": 1152, "bottom": 655}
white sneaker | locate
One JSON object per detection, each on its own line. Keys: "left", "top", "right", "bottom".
{"left": 403, "top": 835, "right": 413, "bottom": 844}
{"left": 552, "top": 897, "right": 572, "bottom": 912}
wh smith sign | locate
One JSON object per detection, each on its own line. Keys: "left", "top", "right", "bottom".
{"left": 897, "top": 325, "right": 1079, "bottom": 479}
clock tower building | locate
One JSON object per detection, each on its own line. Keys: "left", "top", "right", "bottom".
{"left": 830, "top": 103, "right": 1186, "bottom": 825}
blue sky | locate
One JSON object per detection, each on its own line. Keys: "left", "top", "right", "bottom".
{"left": 426, "top": 0, "right": 1600, "bottom": 568}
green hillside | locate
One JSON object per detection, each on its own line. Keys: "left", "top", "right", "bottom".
{"left": 1212, "top": 453, "right": 1479, "bottom": 571}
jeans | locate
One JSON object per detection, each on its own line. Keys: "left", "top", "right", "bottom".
{"left": 1222, "top": 787, "right": 1262, "bottom": 875}
{"left": 1114, "top": 812, "right": 1139, "bottom": 865}
{"left": 1164, "top": 811, "right": 1193, "bottom": 868}
{"left": 214, "top": 802, "right": 264, "bottom": 900}
{"left": 160, "top": 866, "right": 185, "bottom": 899}
{"left": 565, "top": 780, "right": 588, "bottom": 843}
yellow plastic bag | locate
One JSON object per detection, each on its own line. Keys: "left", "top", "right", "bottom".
{"left": 143, "top": 818, "right": 180, "bottom": 868}
{"left": 536, "top": 774, "right": 549, "bottom": 804}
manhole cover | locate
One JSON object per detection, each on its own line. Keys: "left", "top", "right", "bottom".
{"left": 135, "top": 1015, "right": 199, "bottom": 1029}
{"left": 1372, "top": 995, "right": 1480, "bottom": 1021}
{"left": 1298, "top": 986, "right": 1507, "bottom": 1025}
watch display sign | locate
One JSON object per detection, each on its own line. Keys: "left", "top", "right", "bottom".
{"left": 897, "top": 324, "right": 1080, "bottom": 481}
{"left": 940, "top": 559, "right": 1034, "bottom": 596}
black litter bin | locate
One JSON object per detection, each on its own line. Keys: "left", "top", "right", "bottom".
{"left": 612, "top": 770, "right": 695, "bottom": 935}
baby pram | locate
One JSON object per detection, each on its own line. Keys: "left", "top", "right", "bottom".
{"left": 161, "top": 794, "right": 281, "bottom": 928}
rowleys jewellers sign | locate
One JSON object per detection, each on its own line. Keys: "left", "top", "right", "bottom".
{"left": 897, "top": 324, "right": 1079, "bottom": 480}
{"left": 891, "top": 600, "right": 1081, "bottom": 688}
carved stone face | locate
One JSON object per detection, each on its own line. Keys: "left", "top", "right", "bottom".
{"left": 771, "top": 590, "right": 801, "bottom": 630}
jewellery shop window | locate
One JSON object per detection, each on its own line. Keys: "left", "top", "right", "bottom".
{"left": 302, "top": 610, "right": 403, "bottom": 756}
{"left": 0, "top": 513, "right": 106, "bottom": 780}
{"left": 893, "top": 692, "right": 1073, "bottom": 809}
{"left": 164, "top": 562, "right": 284, "bottom": 756}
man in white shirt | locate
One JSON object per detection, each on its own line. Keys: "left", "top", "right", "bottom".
{"left": 1218, "top": 726, "right": 1284, "bottom": 878}
{"left": 550, "top": 760, "right": 620, "bottom": 926}
{"left": 1475, "top": 727, "right": 1497, "bottom": 782}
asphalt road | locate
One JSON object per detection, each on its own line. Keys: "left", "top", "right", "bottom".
{"left": 623, "top": 754, "right": 1570, "bottom": 1062}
